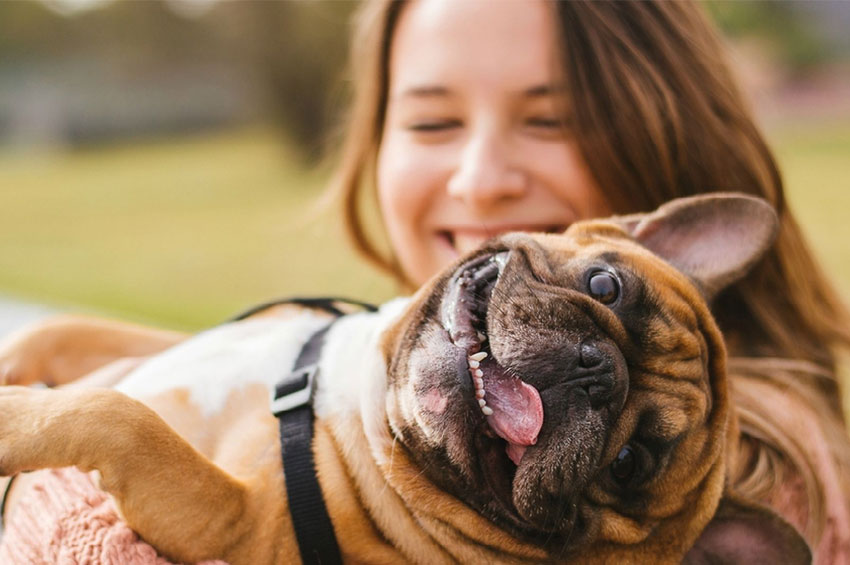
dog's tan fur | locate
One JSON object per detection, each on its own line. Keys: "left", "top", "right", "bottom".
{"left": 0, "top": 195, "right": 810, "bottom": 563}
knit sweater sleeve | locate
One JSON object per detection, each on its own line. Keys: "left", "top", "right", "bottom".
{"left": 0, "top": 468, "right": 228, "bottom": 565}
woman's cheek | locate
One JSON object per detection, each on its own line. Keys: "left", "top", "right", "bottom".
{"left": 380, "top": 137, "right": 444, "bottom": 226}
{"left": 377, "top": 142, "right": 424, "bottom": 250}
{"left": 378, "top": 137, "right": 453, "bottom": 285}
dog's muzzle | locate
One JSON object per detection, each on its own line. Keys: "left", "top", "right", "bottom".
{"left": 440, "top": 251, "right": 544, "bottom": 465}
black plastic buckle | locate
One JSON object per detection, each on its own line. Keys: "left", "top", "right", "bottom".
{"left": 271, "top": 363, "right": 319, "bottom": 416}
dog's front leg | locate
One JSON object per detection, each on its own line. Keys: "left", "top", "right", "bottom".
{"left": 0, "top": 386, "right": 250, "bottom": 564}
{"left": 0, "top": 315, "right": 186, "bottom": 386}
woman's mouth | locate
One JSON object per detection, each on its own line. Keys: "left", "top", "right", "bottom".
{"left": 437, "top": 225, "right": 567, "bottom": 257}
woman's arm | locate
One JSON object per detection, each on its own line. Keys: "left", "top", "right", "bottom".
{"left": 0, "top": 314, "right": 187, "bottom": 387}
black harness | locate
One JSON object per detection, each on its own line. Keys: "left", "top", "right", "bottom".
{"left": 252, "top": 297, "right": 377, "bottom": 565}
{"left": 0, "top": 474, "right": 12, "bottom": 535}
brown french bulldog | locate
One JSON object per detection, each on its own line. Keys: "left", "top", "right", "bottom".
{"left": 0, "top": 194, "right": 810, "bottom": 564}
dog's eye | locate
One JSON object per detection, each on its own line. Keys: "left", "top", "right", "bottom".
{"left": 611, "top": 446, "right": 636, "bottom": 483}
{"left": 588, "top": 271, "right": 619, "bottom": 305}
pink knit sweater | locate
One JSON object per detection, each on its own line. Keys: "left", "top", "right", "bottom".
{"left": 0, "top": 468, "right": 228, "bottom": 565}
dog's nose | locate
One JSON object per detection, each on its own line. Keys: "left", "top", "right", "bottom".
{"left": 579, "top": 340, "right": 605, "bottom": 368}
{"left": 577, "top": 340, "right": 624, "bottom": 410}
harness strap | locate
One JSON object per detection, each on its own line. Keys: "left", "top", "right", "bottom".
{"left": 272, "top": 323, "right": 343, "bottom": 565}
{"left": 229, "top": 296, "right": 378, "bottom": 322}
{"left": 0, "top": 474, "right": 16, "bottom": 534}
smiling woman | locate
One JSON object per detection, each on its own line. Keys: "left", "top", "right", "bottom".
{"left": 331, "top": 0, "right": 850, "bottom": 560}
{"left": 375, "top": 0, "right": 609, "bottom": 285}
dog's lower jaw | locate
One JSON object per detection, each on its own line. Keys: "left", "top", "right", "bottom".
{"left": 325, "top": 406, "right": 552, "bottom": 564}
{"left": 311, "top": 302, "right": 553, "bottom": 563}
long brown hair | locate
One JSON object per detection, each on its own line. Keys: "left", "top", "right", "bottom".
{"left": 330, "top": 0, "right": 850, "bottom": 547}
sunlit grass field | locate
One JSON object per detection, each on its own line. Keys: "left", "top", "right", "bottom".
{"left": 776, "top": 122, "right": 850, "bottom": 295}
{"left": 0, "top": 122, "right": 848, "bottom": 333}
{"left": 0, "top": 128, "right": 396, "bottom": 329}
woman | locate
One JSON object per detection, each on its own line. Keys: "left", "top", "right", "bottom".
{"left": 334, "top": 0, "right": 850, "bottom": 559}
{"left": 2, "top": 0, "right": 849, "bottom": 561}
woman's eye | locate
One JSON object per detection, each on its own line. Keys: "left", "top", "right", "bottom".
{"left": 526, "top": 117, "right": 563, "bottom": 129}
{"left": 524, "top": 116, "right": 570, "bottom": 140}
{"left": 588, "top": 271, "right": 620, "bottom": 305}
{"left": 408, "top": 120, "right": 462, "bottom": 133}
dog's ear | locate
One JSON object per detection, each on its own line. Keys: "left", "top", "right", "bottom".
{"left": 683, "top": 496, "right": 811, "bottom": 564}
{"left": 615, "top": 193, "right": 779, "bottom": 298}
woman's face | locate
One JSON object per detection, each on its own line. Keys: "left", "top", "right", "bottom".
{"left": 377, "top": 0, "right": 610, "bottom": 286}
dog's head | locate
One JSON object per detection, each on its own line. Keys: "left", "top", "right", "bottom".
{"left": 382, "top": 194, "right": 810, "bottom": 562}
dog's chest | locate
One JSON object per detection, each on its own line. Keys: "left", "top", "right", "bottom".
{"left": 115, "top": 314, "right": 330, "bottom": 416}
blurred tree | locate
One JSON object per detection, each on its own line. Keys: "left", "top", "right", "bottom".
{"left": 0, "top": 1, "right": 354, "bottom": 160}
{"left": 204, "top": 1, "right": 354, "bottom": 163}
{"left": 705, "top": 0, "right": 838, "bottom": 74}
{"left": 8, "top": 0, "right": 840, "bottom": 158}
{"left": 0, "top": 2, "right": 67, "bottom": 55}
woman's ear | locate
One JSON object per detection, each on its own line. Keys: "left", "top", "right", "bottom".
{"left": 614, "top": 193, "right": 779, "bottom": 299}
{"left": 684, "top": 496, "right": 811, "bottom": 564}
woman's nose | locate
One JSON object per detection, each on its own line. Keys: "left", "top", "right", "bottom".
{"left": 446, "top": 134, "right": 526, "bottom": 209}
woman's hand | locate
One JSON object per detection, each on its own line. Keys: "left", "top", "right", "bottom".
{"left": 0, "top": 315, "right": 187, "bottom": 387}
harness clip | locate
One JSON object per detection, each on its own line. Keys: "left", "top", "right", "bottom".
{"left": 271, "top": 363, "right": 319, "bottom": 416}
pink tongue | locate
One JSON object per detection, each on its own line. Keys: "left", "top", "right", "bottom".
{"left": 483, "top": 374, "right": 543, "bottom": 464}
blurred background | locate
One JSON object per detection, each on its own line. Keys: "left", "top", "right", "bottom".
{"left": 0, "top": 0, "right": 848, "bottom": 334}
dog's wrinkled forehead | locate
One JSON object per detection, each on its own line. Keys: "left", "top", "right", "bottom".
{"left": 517, "top": 222, "right": 726, "bottom": 422}
{"left": 503, "top": 221, "right": 710, "bottom": 336}
{"left": 525, "top": 221, "right": 722, "bottom": 370}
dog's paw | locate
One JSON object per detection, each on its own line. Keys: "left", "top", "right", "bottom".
{"left": 0, "top": 357, "right": 38, "bottom": 386}
{"left": 0, "top": 324, "right": 54, "bottom": 386}
{"left": 0, "top": 387, "right": 146, "bottom": 478}
{"left": 0, "top": 387, "right": 86, "bottom": 476}
{"left": 0, "top": 386, "right": 43, "bottom": 475}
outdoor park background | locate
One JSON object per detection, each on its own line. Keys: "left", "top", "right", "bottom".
{"left": 0, "top": 0, "right": 848, "bottom": 337}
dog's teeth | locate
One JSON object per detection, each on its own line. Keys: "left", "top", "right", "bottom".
{"left": 482, "top": 406, "right": 494, "bottom": 416}
{"left": 475, "top": 390, "right": 485, "bottom": 399}
{"left": 474, "top": 377, "right": 484, "bottom": 388}
{"left": 478, "top": 399, "right": 487, "bottom": 408}
{"left": 470, "top": 352, "right": 487, "bottom": 362}
{"left": 468, "top": 359, "right": 480, "bottom": 369}
{"left": 474, "top": 369, "right": 483, "bottom": 378}
{"left": 477, "top": 332, "right": 486, "bottom": 342}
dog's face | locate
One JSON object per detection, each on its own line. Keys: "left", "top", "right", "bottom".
{"left": 385, "top": 222, "right": 727, "bottom": 550}
{"left": 382, "top": 195, "right": 809, "bottom": 562}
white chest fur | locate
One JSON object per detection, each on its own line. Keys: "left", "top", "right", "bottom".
{"left": 115, "top": 299, "right": 409, "bottom": 418}
{"left": 116, "top": 313, "right": 329, "bottom": 416}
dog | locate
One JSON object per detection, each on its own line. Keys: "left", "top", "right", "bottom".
{"left": 0, "top": 194, "right": 810, "bottom": 564}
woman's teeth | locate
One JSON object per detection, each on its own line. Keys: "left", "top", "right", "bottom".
{"left": 453, "top": 233, "right": 494, "bottom": 255}
{"left": 468, "top": 350, "right": 493, "bottom": 415}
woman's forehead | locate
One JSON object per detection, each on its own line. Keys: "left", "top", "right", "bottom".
{"left": 387, "top": 0, "right": 559, "bottom": 97}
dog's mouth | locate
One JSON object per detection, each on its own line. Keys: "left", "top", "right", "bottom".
{"left": 440, "top": 251, "right": 544, "bottom": 510}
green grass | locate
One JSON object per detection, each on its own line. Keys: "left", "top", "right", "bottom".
{"left": 769, "top": 120, "right": 850, "bottom": 417}
{"left": 773, "top": 122, "right": 850, "bottom": 295}
{"left": 0, "top": 122, "right": 848, "bottom": 333}
{"left": 0, "top": 128, "right": 395, "bottom": 329}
